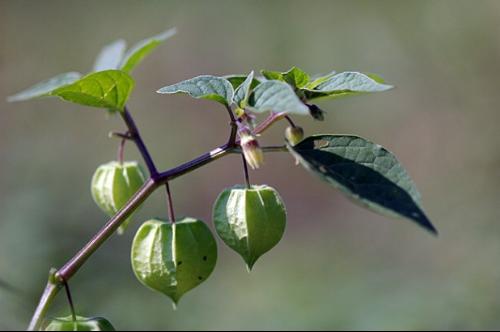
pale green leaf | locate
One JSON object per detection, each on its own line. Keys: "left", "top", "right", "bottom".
{"left": 7, "top": 72, "right": 82, "bottom": 102}
{"left": 248, "top": 80, "right": 309, "bottom": 115}
{"left": 288, "top": 135, "right": 436, "bottom": 234}
{"left": 120, "top": 27, "right": 177, "bottom": 73}
{"left": 50, "top": 70, "right": 134, "bottom": 111}
{"left": 304, "top": 70, "right": 336, "bottom": 90}
{"left": 233, "top": 71, "right": 254, "bottom": 108}
{"left": 157, "top": 75, "right": 234, "bottom": 106}
{"left": 304, "top": 71, "right": 393, "bottom": 100}
{"left": 93, "top": 39, "right": 127, "bottom": 72}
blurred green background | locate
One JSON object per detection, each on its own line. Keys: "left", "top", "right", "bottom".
{"left": 1, "top": 0, "right": 500, "bottom": 330}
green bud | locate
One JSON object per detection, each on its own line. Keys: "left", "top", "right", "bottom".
{"left": 91, "top": 161, "right": 146, "bottom": 234}
{"left": 45, "top": 315, "right": 115, "bottom": 331}
{"left": 285, "top": 126, "right": 304, "bottom": 146}
{"left": 131, "top": 218, "right": 217, "bottom": 306}
{"left": 213, "top": 185, "right": 286, "bottom": 270}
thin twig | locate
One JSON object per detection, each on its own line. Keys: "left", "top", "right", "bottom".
{"left": 284, "top": 115, "right": 297, "bottom": 128}
{"left": 62, "top": 280, "right": 77, "bottom": 322}
{"left": 165, "top": 183, "right": 176, "bottom": 223}
{"left": 241, "top": 154, "right": 251, "bottom": 188}
{"left": 120, "top": 107, "right": 158, "bottom": 176}
{"left": 117, "top": 137, "right": 126, "bottom": 165}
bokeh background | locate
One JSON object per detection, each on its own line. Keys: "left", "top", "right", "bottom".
{"left": 1, "top": 0, "right": 499, "bottom": 330}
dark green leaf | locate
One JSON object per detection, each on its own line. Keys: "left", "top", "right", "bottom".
{"left": 157, "top": 75, "right": 234, "bottom": 106}
{"left": 248, "top": 80, "right": 309, "bottom": 115}
{"left": 233, "top": 71, "right": 254, "bottom": 108}
{"left": 120, "top": 27, "right": 176, "bottom": 73}
{"left": 288, "top": 135, "right": 436, "bottom": 234}
{"left": 93, "top": 39, "right": 127, "bottom": 72}
{"left": 7, "top": 72, "right": 82, "bottom": 102}
{"left": 50, "top": 70, "right": 134, "bottom": 111}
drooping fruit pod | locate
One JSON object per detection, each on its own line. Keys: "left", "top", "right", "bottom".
{"left": 285, "top": 126, "right": 304, "bottom": 146}
{"left": 91, "top": 161, "right": 146, "bottom": 234}
{"left": 45, "top": 315, "right": 115, "bottom": 331}
{"left": 213, "top": 185, "right": 286, "bottom": 270}
{"left": 131, "top": 218, "right": 217, "bottom": 306}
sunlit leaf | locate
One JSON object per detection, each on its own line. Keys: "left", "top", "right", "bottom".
{"left": 50, "top": 70, "right": 134, "bottom": 111}
{"left": 120, "top": 27, "right": 177, "bottom": 73}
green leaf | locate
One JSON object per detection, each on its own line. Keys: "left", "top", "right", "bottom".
{"left": 157, "top": 75, "right": 234, "bottom": 106}
{"left": 283, "top": 67, "right": 310, "bottom": 88}
{"left": 288, "top": 135, "right": 436, "bottom": 234}
{"left": 7, "top": 72, "right": 82, "bottom": 102}
{"left": 261, "top": 69, "right": 283, "bottom": 81}
{"left": 50, "top": 70, "right": 134, "bottom": 111}
{"left": 304, "top": 71, "right": 393, "bottom": 100}
{"left": 120, "top": 27, "right": 177, "bottom": 73}
{"left": 261, "top": 67, "right": 310, "bottom": 89}
{"left": 248, "top": 80, "right": 309, "bottom": 115}
{"left": 93, "top": 39, "right": 127, "bottom": 72}
{"left": 233, "top": 71, "right": 254, "bottom": 108}
{"left": 304, "top": 70, "right": 336, "bottom": 90}
{"left": 224, "top": 75, "right": 261, "bottom": 90}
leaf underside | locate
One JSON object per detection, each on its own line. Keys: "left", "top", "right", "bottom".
{"left": 7, "top": 72, "right": 82, "bottom": 102}
{"left": 288, "top": 135, "right": 436, "bottom": 234}
{"left": 304, "top": 71, "right": 393, "bottom": 100}
{"left": 233, "top": 71, "right": 254, "bottom": 108}
{"left": 93, "top": 39, "right": 127, "bottom": 72}
{"left": 157, "top": 75, "right": 234, "bottom": 106}
{"left": 248, "top": 80, "right": 309, "bottom": 115}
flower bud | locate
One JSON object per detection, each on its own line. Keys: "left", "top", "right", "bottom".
{"left": 239, "top": 128, "right": 264, "bottom": 169}
{"left": 285, "top": 126, "right": 304, "bottom": 146}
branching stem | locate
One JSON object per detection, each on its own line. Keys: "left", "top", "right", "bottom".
{"left": 27, "top": 108, "right": 287, "bottom": 331}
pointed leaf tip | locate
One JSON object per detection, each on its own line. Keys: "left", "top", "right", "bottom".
{"left": 93, "top": 39, "right": 127, "bottom": 72}
{"left": 288, "top": 135, "right": 437, "bottom": 234}
{"left": 120, "top": 27, "right": 177, "bottom": 73}
{"left": 157, "top": 75, "right": 234, "bottom": 106}
{"left": 7, "top": 72, "right": 82, "bottom": 102}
